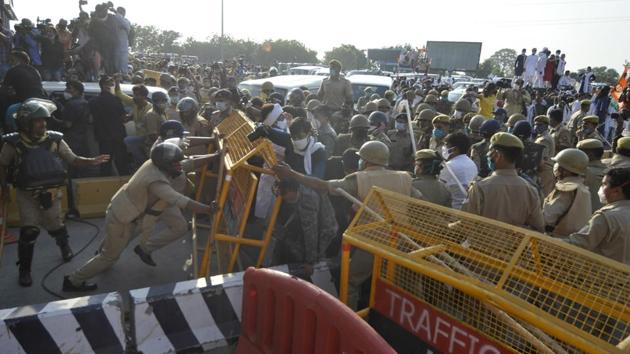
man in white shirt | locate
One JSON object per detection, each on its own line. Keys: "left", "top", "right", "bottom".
{"left": 554, "top": 53, "right": 567, "bottom": 89}
{"left": 524, "top": 48, "right": 539, "bottom": 87}
{"left": 439, "top": 132, "right": 478, "bottom": 209}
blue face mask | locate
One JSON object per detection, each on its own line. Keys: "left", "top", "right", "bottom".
{"left": 507, "top": 127, "right": 513, "bottom": 134}
{"left": 432, "top": 128, "right": 445, "bottom": 139}
{"left": 486, "top": 156, "right": 496, "bottom": 172}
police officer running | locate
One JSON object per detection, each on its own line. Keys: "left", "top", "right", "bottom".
{"left": 0, "top": 99, "right": 110, "bottom": 286}
{"left": 64, "top": 142, "right": 219, "bottom": 292}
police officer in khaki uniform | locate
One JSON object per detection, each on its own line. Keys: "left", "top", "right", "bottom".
{"left": 176, "top": 97, "right": 212, "bottom": 155}
{"left": 533, "top": 115, "right": 556, "bottom": 196}
{"left": 470, "top": 119, "right": 501, "bottom": 178}
{"left": 543, "top": 149, "right": 592, "bottom": 237}
{"left": 567, "top": 100, "right": 591, "bottom": 145}
{"left": 565, "top": 167, "right": 630, "bottom": 265}
{"left": 603, "top": 137, "right": 630, "bottom": 169}
{"left": 414, "top": 109, "right": 437, "bottom": 150}
{"left": 273, "top": 141, "right": 423, "bottom": 308}
{"left": 368, "top": 111, "right": 392, "bottom": 149}
{"left": 356, "top": 87, "right": 374, "bottom": 113}
{"left": 0, "top": 99, "right": 110, "bottom": 286}
{"left": 499, "top": 78, "right": 531, "bottom": 118}
{"left": 506, "top": 113, "right": 526, "bottom": 133}
{"left": 64, "top": 142, "right": 218, "bottom": 291}
{"left": 430, "top": 114, "right": 450, "bottom": 158}
{"left": 423, "top": 94, "right": 439, "bottom": 112}
{"left": 462, "top": 132, "right": 544, "bottom": 232}
{"left": 435, "top": 90, "right": 452, "bottom": 115}
{"left": 577, "top": 139, "right": 607, "bottom": 212}
{"left": 576, "top": 115, "right": 605, "bottom": 144}
{"left": 548, "top": 109, "right": 572, "bottom": 152}
{"left": 467, "top": 114, "right": 486, "bottom": 144}
{"left": 317, "top": 60, "right": 353, "bottom": 111}
{"left": 413, "top": 149, "right": 451, "bottom": 207}
{"left": 334, "top": 115, "right": 370, "bottom": 156}
{"left": 387, "top": 113, "right": 413, "bottom": 171}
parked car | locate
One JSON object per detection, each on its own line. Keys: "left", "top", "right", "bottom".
{"left": 346, "top": 74, "right": 393, "bottom": 103}
{"left": 287, "top": 66, "right": 325, "bottom": 75}
{"left": 237, "top": 75, "right": 324, "bottom": 101}
{"left": 43, "top": 81, "right": 168, "bottom": 102}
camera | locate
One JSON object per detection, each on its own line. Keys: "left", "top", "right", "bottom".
{"left": 247, "top": 124, "right": 269, "bottom": 142}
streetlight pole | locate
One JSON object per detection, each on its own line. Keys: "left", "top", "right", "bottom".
{"left": 220, "top": 0, "right": 224, "bottom": 61}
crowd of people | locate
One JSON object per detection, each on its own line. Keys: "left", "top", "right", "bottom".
{"left": 0, "top": 24, "right": 629, "bottom": 308}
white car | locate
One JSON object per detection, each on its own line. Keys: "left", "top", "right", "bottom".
{"left": 287, "top": 66, "right": 325, "bottom": 75}
{"left": 43, "top": 81, "right": 168, "bottom": 101}
{"left": 237, "top": 75, "right": 324, "bottom": 100}
{"left": 448, "top": 86, "right": 469, "bottom": 103}
{"left": 346, "top": 74, "right": 393, "bottom": 103}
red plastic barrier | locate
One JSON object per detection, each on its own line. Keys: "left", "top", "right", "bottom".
{"left": 237, "top": 267, "right": 395, "bottom": 354}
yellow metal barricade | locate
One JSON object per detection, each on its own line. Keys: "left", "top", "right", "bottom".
{"left": 196, "top": 111, "right": 281, "bottom": 277}
{"left": 341, "top": 187, "right": 630, "bottom": 354}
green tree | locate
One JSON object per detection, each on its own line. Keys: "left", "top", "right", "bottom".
{"left": 477, "top": 58, "right": 495, "bottom": 78}
{"left": 576, "top": 66, "right": 620, "bottom": 85}
{"left": 254, "top": 39, "right": 318, "bottom": 66}
{"left": 131, "top": 25, "right": 182, "bottom": 53}
{"left": 488, "top": 48, "right": 517, "bottom": 77}
{"left": 324, "top": 44, "right": 368, "bottom": 70}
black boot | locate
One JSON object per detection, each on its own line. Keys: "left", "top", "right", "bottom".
{"left": 134, "top": 245, "right": 156, "bottom": 266}
{"left": 17, "top": 242, "right": 34, "bottom": 287}
{"left": 62, "top": 276, "right": 97, "bottom": 292}
{"left": 50, "top": 227, "right": 74, "bottom": 262}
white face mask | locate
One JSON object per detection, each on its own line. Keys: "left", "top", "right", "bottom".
{"left": 312, "top": 118, "right": 322, "bottom": 131}
{"left": 442, "top": 145, "right": 451, "bottom": 160}
{"left": 63, "top": 92, "right": 72, "bottom": 100}
{"left": 598, "top": 185, "right": 607, "bottom": 205}
{"left": 216, "top": 101, "right": 229, "bottom": 112}
{"left": 292, "top": 136, "right": 309, "bottom": 151}
{"left": 454, "top": 111, "right": 464, "bottom": 119}
{"left": 395, "top": 122, "right": 406, "bottom": 131}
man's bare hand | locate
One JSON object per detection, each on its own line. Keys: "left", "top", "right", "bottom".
{"left": 92, "top": 154, "right": 111, "bottom": 165}
{"left": 272, "top": 162, "right": 292, "bottom": 179}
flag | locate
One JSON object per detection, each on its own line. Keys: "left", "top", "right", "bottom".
{"left": 612, "top": 64, "right": 628, "bottom": 102}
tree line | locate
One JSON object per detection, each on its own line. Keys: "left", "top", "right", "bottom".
{"left": 130, "top": 24, "right": 369, "bottom": 70}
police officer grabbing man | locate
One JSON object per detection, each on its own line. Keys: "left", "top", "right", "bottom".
{"left": 0, "top": 99, "right": 110, "bottom": 287}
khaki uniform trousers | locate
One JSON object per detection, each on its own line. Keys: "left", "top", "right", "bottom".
{"left": 16, "top": 188, "right": 64, "bottom": 231}
{"left": 69, "top": 205, "right": 187, "bottom": 284}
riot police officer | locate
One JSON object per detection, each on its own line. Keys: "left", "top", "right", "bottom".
{"left": 334, "top": 115, "right": 370, "bottom": 156}
{"left": 470, "top": 119, "right": 501, "bottom": 178}
{"left": 0, "top": 99, "right": 110, "bottom": 286}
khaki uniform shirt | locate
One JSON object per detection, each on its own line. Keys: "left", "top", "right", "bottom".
{"left": 500, "top": 89, "right": 531, "bottom": 118}
{"left": 535, "top": 133, "right": 556, "bottom": 197}
{"left": 327, "top": 167, "right": 422, "bottom": 200}
{"left": 387, "top": 129, "right": 413, "bottom": 170}
{"left": 317, "top": 124, "right": 337, "bottom": 157}
{"left": 317, "top": 76, "right": 353, "bottom": 110}
{"left": 116, "top": 89, "right": 154, "bottom": 137}
{"left": 603, "top": 154, "right": 630, "bottom": 170}
{"left": 550, "top": 125, "right": 572, "bottom": 152}
{"left": 585, "top": 160, "right": 606, "bottom": 213}
{"left": 412, "top": 175, "right": 452, "bottom": 208}
{"left": 566, "top": 200, "right": 630, "bottom": 265}
{"left": 370, "top": 131, "right": 392, "bottom": 149}
{"left": 182, "top": 115, "right": 212, "bottom": 155}
{"left": 462, "top": 169, "right": 544, "bottom": 232}
{"left": 333, "top": 134, "right": 367, "bottom": 156}
{"left": 543, "top": 176, "right": 592, "bottom": 237}
{"left": 145, "top": 109, "right": 167, "bottom": 139}
{"left": 567, "top": 111, "right": 586, "bottom": 145}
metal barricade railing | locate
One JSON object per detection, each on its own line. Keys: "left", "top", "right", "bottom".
{"left": 195, "top": 111, "right": 281, "bottom": 278}
{"left": 340, "top": 187, "right": 630, "bottom": 354}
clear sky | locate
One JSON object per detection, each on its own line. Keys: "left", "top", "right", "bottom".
{"left": 12, "top": 0, "right": 630, "bottom": 72}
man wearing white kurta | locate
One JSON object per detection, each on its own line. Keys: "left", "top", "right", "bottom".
{"left": 524, "top": 48, "right": 539, "bottom": 87}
